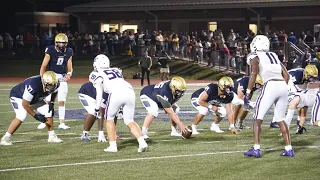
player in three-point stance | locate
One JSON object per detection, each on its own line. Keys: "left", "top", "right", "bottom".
{"left": 92, "top": 54, "right": 148, "bottom": 152}
{"left": 0, "top": 71, "right": 63, "bottom": 145}
{"left": 190, "top": 76, "right": 240, "bottom": 134}
{"left": 140, "top": 76, "right": 190, "bottom": 139}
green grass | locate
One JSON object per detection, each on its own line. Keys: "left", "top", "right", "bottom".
{"left": 1, "top": 83, "right": 320, "bottom": 180}
{"left": 1, "top": 56, "right": 242, "bottom": 80}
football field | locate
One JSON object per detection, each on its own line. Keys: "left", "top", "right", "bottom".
{"left": 0, "top": 82, "right": 320, "bottom": 180}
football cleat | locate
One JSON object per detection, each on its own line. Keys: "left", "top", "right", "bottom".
{"left": 0, "top": 136, "right": 13, "bottom": 146}
{"left": 138, "top": 142, "right": 148, "bottom": 152}
{"left": 296, "top": 125, "right": 306, "bottom": 134}
{"left": 280, "top": 149, "right": 295, "bottom": 157}
{"left": 210, "top": 124, "right": 224, "bottom": 133}
{"left": 48, "top": 135, "right": 63, "bottom": 143}
{"left": 58, "top": 124, "right": 71, "bottom": 130}
{"left": 37, "top": 123, "right": 46, "bottom": 129}
{"left": 269, "top": 122, "right": 279, "bottom": 128}
{"left": 104, "top": 146, "right": 118, "bottom": 152}
{"left": 170, "top": 131, "right": 182, "bottom": 137}
{"left": 244, "top": 147, "right": 261, "bottom": 158}
{"left": 81, "top": 133, "right": 91, "bottom": 142}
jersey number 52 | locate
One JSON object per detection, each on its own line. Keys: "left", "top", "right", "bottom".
{"left": 104, "top": 69, "right": 123, "bottom": 80}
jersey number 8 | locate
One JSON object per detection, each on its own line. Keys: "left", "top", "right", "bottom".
{"left": 56, "top": 57, "right": 64, "bottom": 65}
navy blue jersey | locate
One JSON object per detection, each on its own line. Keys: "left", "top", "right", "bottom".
{"left": 233, "top": 76, "right": 250, "bottom": 95}
{"left": 78, "top": 82, "right": 109, "bottom": 100}
{"left": 191, "top": 83, "right": 233, "bottom": 105}
{"left": 140, "top": 81, "right": 179, "bottom": 108}
{"left": 288, "top": 68, "right": 304, "bottom": 85}
{"left": 10, "top": 75, "right": 59, "bottom": 105}
{"left": 45, "top": 45, "right": 73, "bottom": 74}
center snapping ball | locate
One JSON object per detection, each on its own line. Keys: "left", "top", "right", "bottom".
{"left": 182, "top": 126, "right": 192, "bottom": 139}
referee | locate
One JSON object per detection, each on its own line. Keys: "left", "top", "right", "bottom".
{"left": 139, "top": 51, "right": 152, "bottom": 86}
{"left": 157, "top": 50, "right": 171, "bottom": 81}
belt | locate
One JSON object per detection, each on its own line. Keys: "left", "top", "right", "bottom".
{"left": 269, "top": 79, "right": 284, "bottom": 81}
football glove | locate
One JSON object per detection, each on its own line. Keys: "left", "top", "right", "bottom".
{"left": 34, "top": 114, "right": 47, "bottom": 123}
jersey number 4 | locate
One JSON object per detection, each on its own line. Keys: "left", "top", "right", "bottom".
{"left": 265, "top": 52, "right": 278, "bottom": 64}
{"left": 104, "top": 69, "right": 123, "bottom": 80}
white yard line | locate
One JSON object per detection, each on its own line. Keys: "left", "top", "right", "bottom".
{"left": 0, "top": 150, "right": 244, "bottom": 172}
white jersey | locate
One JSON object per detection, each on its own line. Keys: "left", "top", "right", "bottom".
{"left": 94, "top": 68, "right": 132, "bottom": 94}
{"left": 247, "top": 51, "right": 283, "bottom": 83}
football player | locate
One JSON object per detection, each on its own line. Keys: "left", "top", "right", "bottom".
{"left": 244, "top": 35, "right": 293, "bottom": 158}
{"left": 140, "top": 76, "right": 190, "bottom": 139}
{"left": 78, "top": 74, "right": 123, "bottom": 142}
{"left": 271, "top": 64, "right": 318, "bottom": 130}
{"left": 284, "top": 89, "right": 317, "bottom": 134}
{"left": 191, "top": 76, "right": 239, "bottom": 134}
{"left": 233, "top": 74, "right": 263, "bottom": 130}
{"left": 38, "top": 33, "right": 73, "bottom": 130}
{"left": 0, "top": 71, "right": 63, "bottom": 145}
{"left": 92, "top": 54, "right": 148, "bottom": 152}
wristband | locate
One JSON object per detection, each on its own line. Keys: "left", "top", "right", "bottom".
{"left": 246, "top": 89, "right": 251, "bottom": 94}
{"left": 67, "top": 72, "right": 72, "bottom": 77}
{"left": 208, "top": 104, "right": 213, "bottom": 109}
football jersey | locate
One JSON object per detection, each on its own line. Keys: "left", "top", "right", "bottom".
{"left": 45, "top": 45, "right": 73, "bottom": 74}
{"left": 140, "top": 81, "right": 180, "bottom": 108}
{"left": 10, "top": 75, "right": 59, "bottom": 105}
{"left": 78, "top": 82, "right": 109, "bottom": 100}
{"left": 288, "top": 68, "right": 304, "bottom": 85}
{"left": 191, "top": 83, "right": 233, "bottom": 106}
{"left": 247, "top": 51, "right": 283, "bottom": 82}
{"left": 233, "top": 76, "right": 250, "bottom": 95}
{"left": 93, "top": 68, "right": 132, "bottom": 94}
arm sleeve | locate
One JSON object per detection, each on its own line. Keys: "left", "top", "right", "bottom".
{"left": 93, "top": 77, "right": 104, "bottom": 109}
{"left": 156, "top": 95, "right": 172, "bottom": 108}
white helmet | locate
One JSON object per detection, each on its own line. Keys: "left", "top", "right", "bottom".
{"left": 250, "top": 35, "right": 270, "bottom": 52}
{"left": 93, "top": 54, "right": 110, "bottom": 71}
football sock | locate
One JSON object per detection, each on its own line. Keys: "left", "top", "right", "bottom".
{"left": 98, "top": 131, "right": 104, "bottom": 136}
{"left": 5, "top": 132, "right": 11, "bottom": 137}
{"left": 48, "top": 130, "right": 55, "bottom": 136}
{"left": 285, "top": 145, "right": 292, "bottom": 151}
{"left": 254, "top": 144, "right": 260, "bottom": 150}
{"left": 285, "top": 109, "right": 295, "bottom": 127}
{"left": 59, "top": 106, "right": 65, "bottom": 121}
{"left": 137, "top": 137, "right": 146, "bottom": 145}
{"left": 109, "top": 141, "right": 117, "bottom": 147}
{"left": 171, "top": 126, "right": 178, "bottom": 133}
{"left": 142, "top": 126, "right": 148, "bottom": 132}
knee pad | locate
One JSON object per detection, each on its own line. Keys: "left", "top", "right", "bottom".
{"left": 123, "top": 118, "right": 134, "bottom": 126}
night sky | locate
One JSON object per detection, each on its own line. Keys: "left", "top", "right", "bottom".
{"left": 1, "top": 0, "right": 100, "bottom": 33}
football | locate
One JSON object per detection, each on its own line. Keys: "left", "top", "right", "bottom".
{"left": 182, "top": 126, "right": 192, "bottom": 139}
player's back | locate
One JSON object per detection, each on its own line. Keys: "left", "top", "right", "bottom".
{"left": 98, "top": 68, "right": 132, "bottom": 93}
{"left": 255, "top": 51, "right": 283, "bottom": 82}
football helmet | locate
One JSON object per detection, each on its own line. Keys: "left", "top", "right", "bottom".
{"left": 55, "top": 33, "right": 68, "bottom": 52}
{"left": 93, "top": 54, "right": 110, "bottom": 71}
{"left": 170, "top": 76, "right": 187, "bottom": 98}
{"left": 250, "top": 35, "right": 270, "bottom": 52}
{"left": 42, "top": 71, "right": 58, "bottom": 93}
{"left": 218, "top": 76, "right": 234, "bottom": 94}
{"left": 254, "top": 74, "right": 263, "bottom": 89}
{"left": 303, "top": 64, "right": 318, "bottom": 82}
